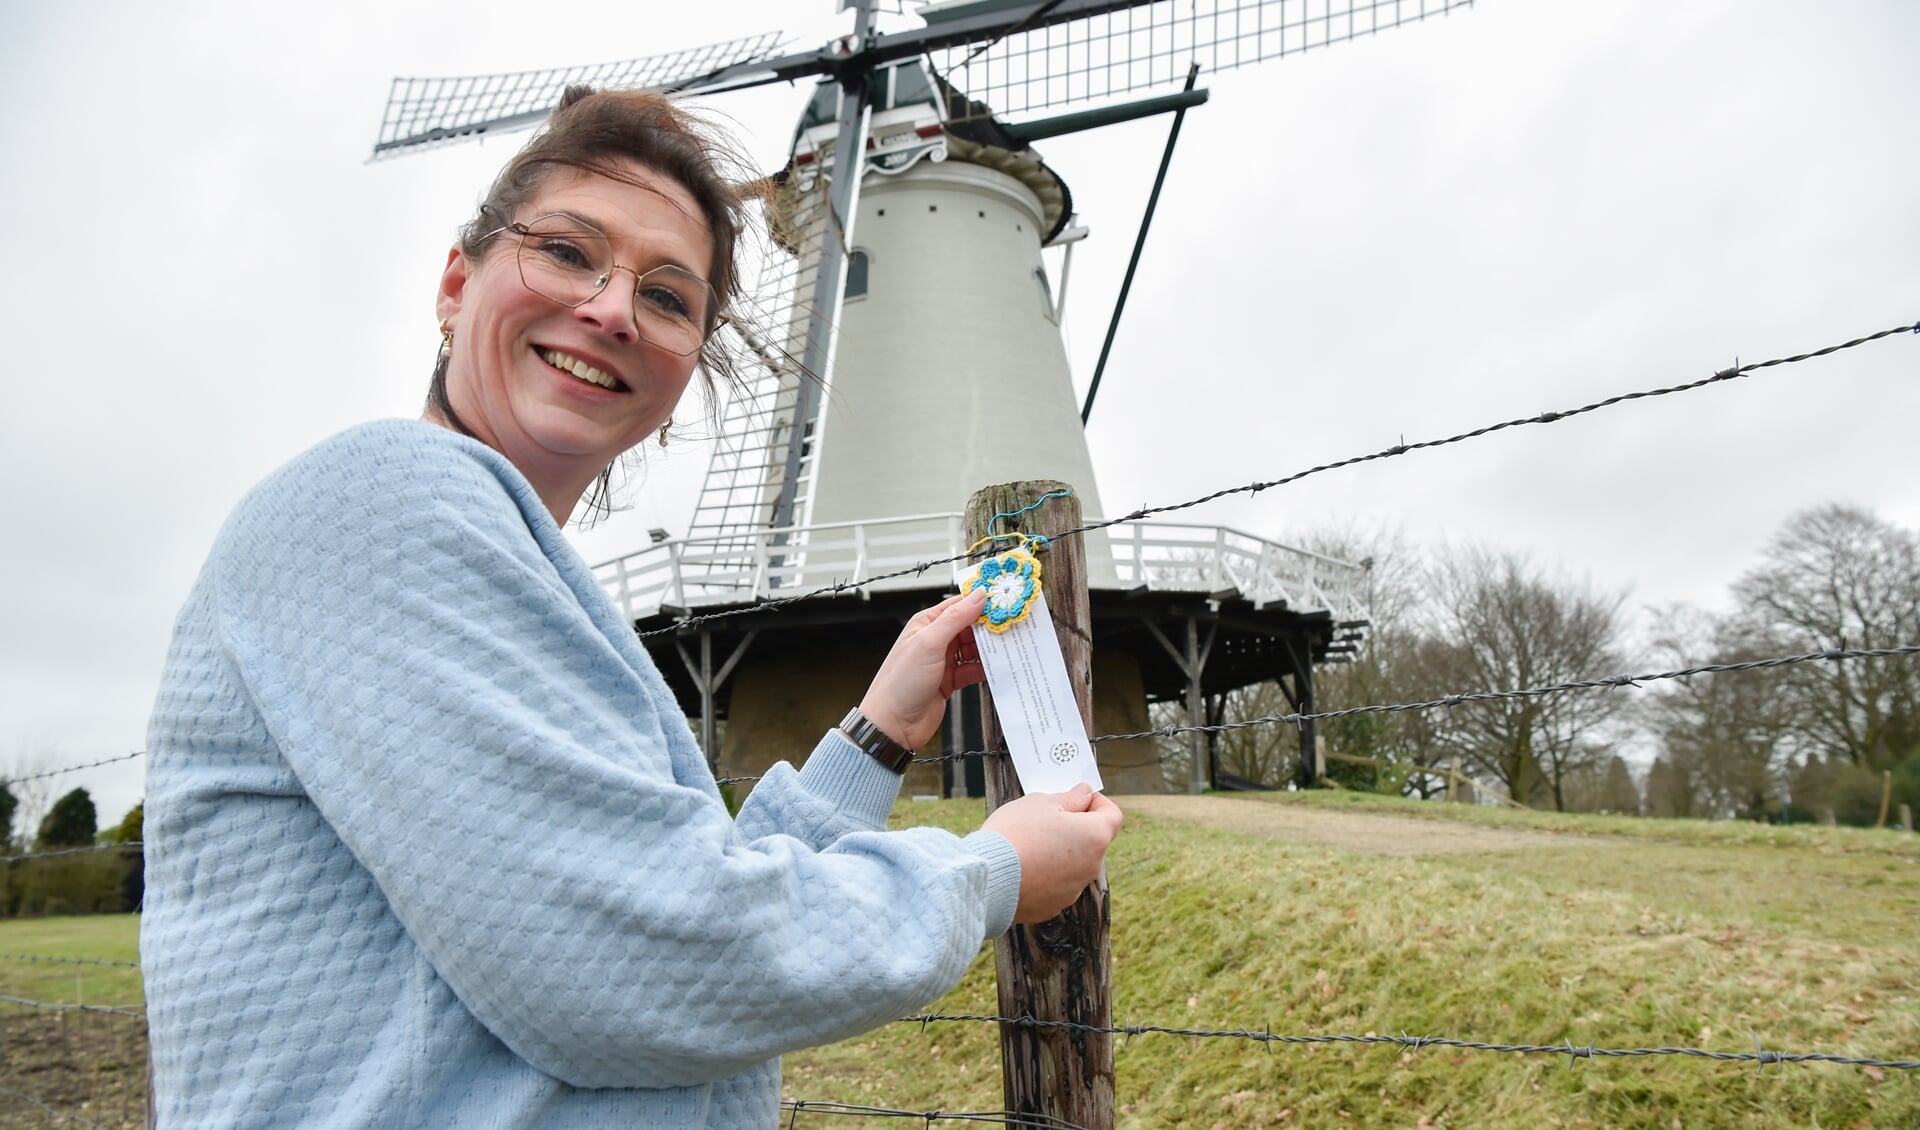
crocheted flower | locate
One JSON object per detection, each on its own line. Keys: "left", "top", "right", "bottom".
{"left": 965, "top": 548, "right": 1043, "bottom": 633}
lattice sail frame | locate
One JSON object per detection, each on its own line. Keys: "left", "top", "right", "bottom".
{"left": 929, "top": 0, "right": 1472, "bottom": 124}
{"left": 676, "top": 172, "right": 839, "bottom": 596}
{"left": 372, "top": 32, "right": 791, "bottom": 157}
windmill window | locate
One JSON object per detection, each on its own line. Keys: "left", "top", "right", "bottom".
{"left": 844, "top": 250, "right": 871, "bottom": 300}
{"left": 798, "top": 82, "right": 837, "bottom": 133}
{"left": 1034, "top": 268, "right": 1056, "bottom": 323}
{"left": 890, "top": 62, "right": 934, "bottom": 109}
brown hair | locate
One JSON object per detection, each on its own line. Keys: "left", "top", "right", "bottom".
{"left": 429, "top": 84, "right": 754, "bottom": 522}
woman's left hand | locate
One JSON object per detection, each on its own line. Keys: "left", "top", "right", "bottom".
{"left": 857, "top": 589, "right": 990, "bottom": 750}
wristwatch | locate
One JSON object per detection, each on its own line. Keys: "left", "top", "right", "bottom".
{"left": 838, "top": 708, "right": 914, "bottom": 774}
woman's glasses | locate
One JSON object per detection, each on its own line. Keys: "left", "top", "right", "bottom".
{"left": 485, "top": 211, "right": 722, "bottom": 357}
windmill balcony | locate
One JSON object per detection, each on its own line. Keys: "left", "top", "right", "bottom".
{"left": 591, "top": 514, "right": 1369, "bottom": 626}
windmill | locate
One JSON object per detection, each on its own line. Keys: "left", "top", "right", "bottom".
{"left": 372, "top": 0, "right": 1465, "bottom": 794}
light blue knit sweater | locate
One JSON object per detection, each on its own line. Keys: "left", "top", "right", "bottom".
{"left": 142, "top": 420, "right": 1021, "bottom": 1128}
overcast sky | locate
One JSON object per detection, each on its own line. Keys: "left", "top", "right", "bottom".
{"left": 3, "top": 0, "right": 1915, "bottom": 826}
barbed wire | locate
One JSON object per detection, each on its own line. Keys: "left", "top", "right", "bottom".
{"left": 29, "top": 319, "right": 1919, "bottom": 786}
{"left": 900, "top": 1013, "right": 1920, "bottom": 1072}
{"left": 0, "top": 952, "right": 140, "bottom": 970}
{"left": 3, "top": 749, "right": 145, "bottom": 784}
{"left": 707, "top": 644, "right": 1920, "bottom": 786}
{"left": 1097, "top": 644, "right": 1920, "bottom": 744}
{"left": 0, "top": 1088, "right": 107, "bottom": 1130}
{"left": 0, "top": 841, "right": 141, "bottom": 865}
{"left": 0, "top": 993, "right": 146, "bottom": 1019}
{"left": 642, "top": 317, "right": 1919, "bottom": 638}
{"left": 783, "top": 1100, "right": 1085, "bottom": 1128}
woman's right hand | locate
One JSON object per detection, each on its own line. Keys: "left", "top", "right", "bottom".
{"left": 982, "top": 785, "right": 1124, "bottom": 924}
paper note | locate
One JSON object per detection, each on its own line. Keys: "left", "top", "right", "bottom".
{"left": 971, "top": 590, "right": 1103, "bottom": 794}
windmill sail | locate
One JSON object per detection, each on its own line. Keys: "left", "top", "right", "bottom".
{"left": 677, "top": 173, "right": 838, "bottom": 600}
{"left": 372, "top": 2, "right": 1471, "bottom": 160}
{"left": 926, "top": 0, "right": 1472, "bottom": 124}
{"left": 371, "top": 31, "right": 792, "bottom": 158}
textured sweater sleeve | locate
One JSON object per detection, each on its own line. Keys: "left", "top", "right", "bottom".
{"left": 206, "top": 427, "right": 1014, "bottom": 1089}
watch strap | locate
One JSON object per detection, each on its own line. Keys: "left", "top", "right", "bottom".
{"left": 838, "top": 708, "right": 914, "bottom": 775}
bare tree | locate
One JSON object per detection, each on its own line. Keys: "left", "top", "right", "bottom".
{"left": 1208, "top": 682, "right": 1298, "bottom": 788}
{"left": 1420, "top": 547, "right": 1629, "bottom": 809}
{"left": 1644, "top": 754, "right": 1694, "bottom": 818}
{"left": 1561, "top": 751, "right": 1642, "bottom": 815}
{"left": 1730, "top": 504, "right": 1920, "bottom": 772}
{"left": 1643, "top": 605, "right": 1789, "bottom": 820}
{"left": 1, "top": 747, "right": 68, "bottom": 852}
{"left": 1297, "top": 527, "right": 1459, "bottom": 795}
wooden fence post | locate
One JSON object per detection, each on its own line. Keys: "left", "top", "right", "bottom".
{"left": 1901, "top": 804, "right": 1914, "bottom": 833}
{"left": 963, "top": 480, "right": 1114, "bottom": 1130}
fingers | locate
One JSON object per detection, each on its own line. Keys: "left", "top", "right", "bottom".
{"left": 1049, "top": 787, "right": 1123, "bottom": 837}
{"left": 1055, "top": 783, "right": 1097, "bottom": 812}
{"left": 898, "top": 592, "right": 968, "bottom": 638}
{"left": 1084, "top": 791, "right": 1125, "bottom": 835}
{"left": 932, "top": 589, "right": 988, "bottom": 638}
{"left": 987, "top": 788, "right": 1123, "bottom": 925}
{"left": 952, "top": 665, "right": 987, "bottom": 691}
{"left": 859, "top": 592, "right": 990, "bottom": 749}
{"left": 907, "top": 590, "right": 984, "bottom": 633}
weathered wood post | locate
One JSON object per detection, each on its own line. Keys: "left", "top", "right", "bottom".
{"left": 963, "top": 480, "right": 1114, "bottom": 1130}
{"left": 1876, "top": 771, "right": 1893, "bottom": 829}
{"left": 1900, "top": 804, "right": 1914, "bottom": 833}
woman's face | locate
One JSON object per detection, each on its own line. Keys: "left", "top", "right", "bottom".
{"left": 435, "top": 160, "right": 712, "bottom": 513}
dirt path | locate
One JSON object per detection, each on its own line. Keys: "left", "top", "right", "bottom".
{"left": 1119, "top": 794, "right": 1614, "bottom": 856}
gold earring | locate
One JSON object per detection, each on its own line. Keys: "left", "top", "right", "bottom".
{"left": 658, "top": 416, "right": 673, "bottom": 448}
{"left": 439, "top": 320, "right": 454, "bottom": 356}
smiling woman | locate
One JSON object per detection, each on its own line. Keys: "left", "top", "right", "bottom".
{"left": 426, "top": 88, "right": 751, "bottom": 525}
{"left": 137, "top": 86, "right": 1123, "bottom": 1130}
{"left": 433, "top": 162, "right": 713, "bottom": 522}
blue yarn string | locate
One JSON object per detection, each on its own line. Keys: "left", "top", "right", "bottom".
{"left": 987, "top": 489, "right": 1073, "bottom": 549}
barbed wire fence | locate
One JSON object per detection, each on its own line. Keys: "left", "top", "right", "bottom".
{"left": 4, "top": 317, "right": 1918, "bottom": 1125}
{"left": 640, "top": 318, "right": 1919, "bottom": 639}
{"left": 0, "top": 995, "right": 147, "bottom": 1128}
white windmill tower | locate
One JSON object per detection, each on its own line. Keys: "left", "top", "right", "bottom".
{"left": 372, "top": 0, "right": 1464, "bottom": 794}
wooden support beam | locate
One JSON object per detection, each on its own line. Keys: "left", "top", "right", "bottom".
{"left": 674, "top": 631, "right": 757, "bottom": 772}
{"left": 1284, "top": 636, "right": 1317, "bottom": 788}
{"left": 964, "top": 480, "right": 1113, "bottom": 1130}
{"left": 1141, "top": 617, "right": 1215, "bottom": 793}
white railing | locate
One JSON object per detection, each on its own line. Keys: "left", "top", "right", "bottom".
{"left": 1096, "top": 522, "right": 1369, "bottom": 624}
{"left": 592, "top": 514, "right": 1368, "bottom": 625}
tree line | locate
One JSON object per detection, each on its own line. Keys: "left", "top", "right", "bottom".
{"left": 1179, "top": 503, "right": 1920, "bottom": 827}
{"left": 0, "top": 781, "right": 143, "bottom": 917}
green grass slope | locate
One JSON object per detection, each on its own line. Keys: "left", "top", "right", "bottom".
{"left": 785, "top": 794, "right": 1920, "bottom": 1129}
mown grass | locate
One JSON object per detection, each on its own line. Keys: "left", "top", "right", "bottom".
{"left": 1283, "top": 787, "right": 1920, "bottom": 860}
{"left": 780, "top": 795, "right": 1920, "bottom": 1128}
{"left": 0, "top": 914, "right": 143, "bottom": 1007}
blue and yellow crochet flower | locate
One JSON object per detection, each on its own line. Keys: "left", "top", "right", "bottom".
{"left": 966, "top": 548, "right": 1043, "bottom": 633}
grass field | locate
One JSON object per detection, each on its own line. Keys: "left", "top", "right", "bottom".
{"left": 4, "top": 797, "right": 1917, "bottom": 1128}
{"left": 0, "top": 913, "right": 146, "bottom": 1128}
{"left": 794, "top": 792, "right": 1920, "bottom": 1128}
